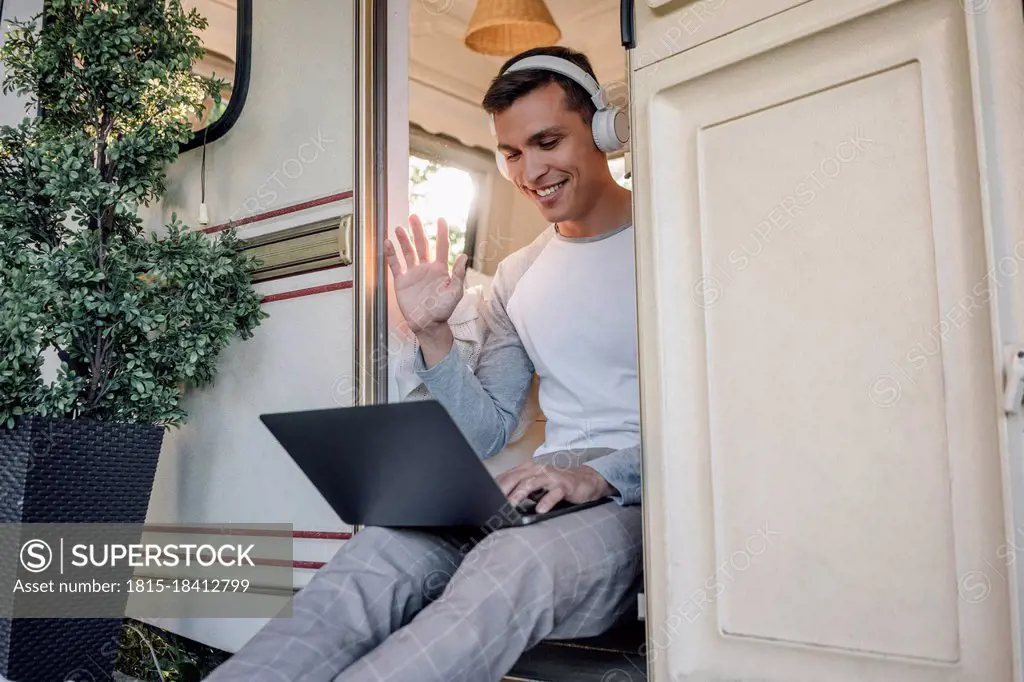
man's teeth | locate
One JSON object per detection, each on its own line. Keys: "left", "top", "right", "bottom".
{"left": 537, "top": 181, "right": 566, "bottom": 197}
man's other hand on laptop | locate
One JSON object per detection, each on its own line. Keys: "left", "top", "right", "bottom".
{"left": 497, "top": 461, "right": 615, "bottom": 515}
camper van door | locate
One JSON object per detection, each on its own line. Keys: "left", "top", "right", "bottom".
{"left": 629, "top": 0, "right": 1024, "bottom": 681}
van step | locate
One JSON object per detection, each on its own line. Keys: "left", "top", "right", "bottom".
{"left": 506, "top": 643, "right": 646, "bottom": 681}
{"left": 506, "top": 619, "right": 647, "bottom": 682}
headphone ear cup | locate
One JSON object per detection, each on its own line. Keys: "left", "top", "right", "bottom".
{"left": 592, "top": 107, "right": 629, "bottom": 154}
{"left": 495, "top": 150, "right": 510, "bottom": 181}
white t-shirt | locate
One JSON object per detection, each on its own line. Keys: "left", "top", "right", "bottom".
{"left": 504, "top": 223, "right": 641, "bottom": 456}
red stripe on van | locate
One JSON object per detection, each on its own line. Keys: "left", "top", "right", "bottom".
{"left": 249, "top": 557, "right": 319, "bottom": 568}
{"left": 141, "top": 527, "right": 347, "bottom": 571}
{"left": 142, "top": 525, "right": 352, "bottom": 541}
{"left": 156, "top": 554, "right": 326, "bottom": 570}
{"left": 260, "top": 280, "right": 353, "bottom": 304}
{"left": 292, "top": 531, "right": 352, "bottom": 540}
{"left": 202, "top": 190, "right": 354, "bottom": 234}
{"left": 294, "top": 560, "right": 327, "bottom": 570}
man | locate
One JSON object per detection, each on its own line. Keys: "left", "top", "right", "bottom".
{"left": 207, "top": 45, "right": 642, "bottom": 682}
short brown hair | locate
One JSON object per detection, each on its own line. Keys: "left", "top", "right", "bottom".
{"left": 481, "top": 46, "right": 598, "bottom": 125}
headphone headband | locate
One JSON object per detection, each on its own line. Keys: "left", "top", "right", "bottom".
{"left": 502, "top": 56, "right": 606, "bottom": 110}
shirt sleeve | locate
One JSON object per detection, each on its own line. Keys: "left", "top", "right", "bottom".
{"left": 584, "top": 444, "right": 642, "bottom": 506}
{"left": 414, "top": 262, "right": 535, "bottom": 459}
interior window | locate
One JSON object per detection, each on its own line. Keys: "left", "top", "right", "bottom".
{"left": 409, "top": 153, "right": 480, "bottom": 270}
{"left": 185, "top": 0, "right": 238, "bottom": 132}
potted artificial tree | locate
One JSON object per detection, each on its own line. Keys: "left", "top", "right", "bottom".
{"left": 0, "top": 1, "right": 266, "bottom": 680}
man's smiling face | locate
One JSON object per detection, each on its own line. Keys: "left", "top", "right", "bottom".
{"left": 493, "top": 82, "right": 607, "bottom": 224}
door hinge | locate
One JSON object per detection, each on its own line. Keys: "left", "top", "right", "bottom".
{"left": 1002, "top": 345, "right": 1024, "bottom": 414}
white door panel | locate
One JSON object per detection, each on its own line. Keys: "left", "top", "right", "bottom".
{"left": 701, "top": 62, "right": 962, "bottom": 662}
{"left": 630, "top": 0, "right": 1014, "bottom": 679}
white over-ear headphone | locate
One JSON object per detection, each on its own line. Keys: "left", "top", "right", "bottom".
{"left": 490, "top": 55, "right": 630, "bottom": 181}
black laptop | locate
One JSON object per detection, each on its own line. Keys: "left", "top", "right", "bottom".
{"left": 259, "top": 400, "right": 610, "bottom": 530}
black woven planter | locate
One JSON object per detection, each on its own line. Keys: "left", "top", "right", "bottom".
{"left": 0, "top": 416, "right": 164, "bottom": 682}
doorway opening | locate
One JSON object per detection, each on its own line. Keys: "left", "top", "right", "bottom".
{"left": 402, "top": 1, "right": 646, "bottom": 680}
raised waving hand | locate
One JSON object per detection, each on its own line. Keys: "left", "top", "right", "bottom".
{"left": 384, "top": 215, "right": 469, "bottom": 334}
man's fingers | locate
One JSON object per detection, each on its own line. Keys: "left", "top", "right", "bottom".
{"left": 535, "top": 487, "right": 565, "bottom": 515}
{"left": 409, "top": 213, "right": 423, "bottom": 234}
{"left": 436, "top": 217, "right": 450, "bottom": 267}
{"left": 451, "top": 252, "right": 468, "bottom": 286}
{"left": 411, "top": 214, "right": 431, "bottom": 263}
{"left": 384, "top": 240, "right": 403, "bottom": 279}
{"left": 394, "top": 225, "right": 417, "bottom": 268}
{"left": 498, "top": 464, "right": 535, "bottom": 497}
{"left": 508, "top": 475, "right": 550, "bottom": 505}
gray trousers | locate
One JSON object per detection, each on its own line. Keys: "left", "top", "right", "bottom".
{"left": 205, "top": 500, "right": 643, "bottom": 682}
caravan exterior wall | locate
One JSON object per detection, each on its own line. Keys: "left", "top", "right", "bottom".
{"left": 140, "top": 0, "right": 364, "bottom": 653}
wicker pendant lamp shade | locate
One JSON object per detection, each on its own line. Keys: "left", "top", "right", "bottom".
{"left": 464, "top": 0, "right": 562, "bottom": 56}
